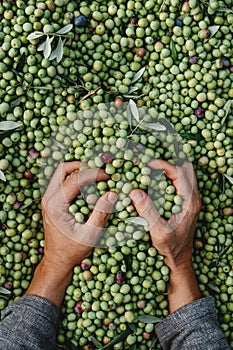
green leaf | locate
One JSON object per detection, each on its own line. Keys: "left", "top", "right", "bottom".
{"left": 89, "top": 336, "right": 102, "bottom": 348}
{"left": 16, "top": 52, "right": 26, "bottom": 72}
{"left": 142, "top": 122, "right": 166, "bottom": 131}
{"left": 48, "top": 48, "right": 58, "bottom": 61}
{"left": 180, "top": 132, "right": 202, "bottom": 141}
{"left": 10, "top": 97, "right": 23, "bottom": 110}
{"left": 99, "top": 328, "right": 132, "bottom": 349}
{"left": 55, "top": 24, "right": 73, "bottom": 35}
{"left": 43, "top": 36, "right": 53, "bottom": 59}
{"left": 130, "top": 67, "right": 145, "bottom": 84}
{"left": 49, "top": 38, "right": 65, "bottom": 62}
{"left": 127, "top": 102, "right": 133, "bottom": 128}
{"left": 0, "top": 121, "right": 21, "bottom": 131}
{"left": 217, "top": 7, "right": 233, "bottom": 13}
{"left": 56, "top": 38, "right": 65, "bottom": 63}
{"left": 125, "top": 216, "right": 148, "bottom": 227}
{"left": 128, "top": 323, "right": 137, "bottom": 333}
{"left": 129, "top": 99, "right": 139, "bottom": 122}
{"left": 27, "top": 31, "right": 44, "bottom": 41}
{"left": 205, "top": 25, "right": 220, "bottom": 42}
{"left": 221, "top": 100, "right": 232, "bottom": 125}
{"left": 0, "top": 287, "right": 11, "bottom": 295}
{"left": 37, "top": 40, "right": 46, "bottom": 51}
{"left": 224, "top": 174, "right": 233, "bottom": 185}
{"left": 31, "top": 86, "right": 53, "bottom": 90}
{"left": 123, "top": 94, "right": 145, "bottom": 99}
{"left": 149, "top": 336, "right": 159, "bottom": 350}
{"left": 170, "top": 39, "right": 177, "bottom": 62}
{"left": 20, "top": 199, "right": 34, "bottom": 210}
{"left": 159, "top": 118, "right": 176, "bottom": 133}
{"left": 159, "top": 0, "right": 168, "bottom": 12}
{"left": 0, "top": 170, "right": 6, "bottom": 182}
{"left": 137, "top": 315, "right": 161, "bottom": 324}
{"left": 207, "top": 282, "right": 221, "bottom": 293}
{"left": 127, "top": 86, "right": 139, "bottom": 94}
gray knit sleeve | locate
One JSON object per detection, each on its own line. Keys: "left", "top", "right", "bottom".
{"left": 0, "top": 295, "right": 60, "bottom": 350}
{"left": 154, "top": 296, "right": 230, "bottom": 350}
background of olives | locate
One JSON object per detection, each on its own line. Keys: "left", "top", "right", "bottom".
{"left": 0, "top": 0, "right": 233, "bottom": 349}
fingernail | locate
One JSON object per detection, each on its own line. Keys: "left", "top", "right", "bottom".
{"left": 131, "top": 191, "right": 144, "bottom": 204}
{"left": 107, "top": 191, "right": 118, "bottom": 203}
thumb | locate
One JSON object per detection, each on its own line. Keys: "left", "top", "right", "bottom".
{"left": 129, "top": 189, "right": 165, "bottom": 230}
{"left": 87, "top": 191, "right": 118, "bottom": 228}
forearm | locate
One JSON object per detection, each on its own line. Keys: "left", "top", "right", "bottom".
{"left": 0, "top": 258, "right": 70, "bottom": 350}
{"left": 167, "top": 263, "right": 201, "bottom": 313}
{"left": 155, "top": 261, "right": 230, "bottom": 349}
{"left": 25, "top": 258, "right": 73, "bottom": 308}
{"left": 0, "top": 295, "right": 60, "bottom": 350}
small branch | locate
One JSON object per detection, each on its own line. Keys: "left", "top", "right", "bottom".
{"left": 78, "top": 87, "right": 101, "bottom": 103}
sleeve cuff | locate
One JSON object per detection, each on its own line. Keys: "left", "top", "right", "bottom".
{"left": 154, "top": 296, "right": 229, "bottom": 349}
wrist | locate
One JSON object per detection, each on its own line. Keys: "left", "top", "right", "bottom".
{"left": 25, "top": 258, "right": 73, "bottom": 308}
{"left": 164, "top": 251, "right": 193, "bottom": 272}
{"left": 167, "top": 262, "right": 201, "bottom": 313}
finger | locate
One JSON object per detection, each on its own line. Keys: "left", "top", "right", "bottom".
{"left": 181, "top": 161, "right": 199, "bottom": 194}
{"left": 60, "top": 168, "right": 110, "bottom": 203}
{"left": 43, "top": 161, "right": 85, "bottom": 201}
{"left": 148, "top": 159, "right": 179, "bottom": 182}
{"left": 148, "top": 159, "right": 191, "bottom": 199}
{"left": 73, "top": 191, "right": 118, "bottom": 246}
{"left": 129, "top": 189, "right": 166, "bottom": 231}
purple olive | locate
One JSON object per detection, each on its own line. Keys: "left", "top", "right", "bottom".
{"left": 115, "top": 271, "right": 125, "bottom": 284}
{"left": 195, "top": 107, "right": 204, "bottom": 118}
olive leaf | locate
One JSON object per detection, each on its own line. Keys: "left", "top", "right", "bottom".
{"left": 224, "top": 174, "right": 233, "bottom": 185}
{"left": 98, "top": 328, "right": 132, "bottom": 349}
{"left": 127, "top": 86, "right": 139, "bottom": 95}
{"left": 55, "top": 23, "right": 73, "bottom": 35}
{"left": 0, "top": 287, "right": 11, "bottom": 295}
{"left": 49, "top": 38, "right": 65, "bottom": 63}
{"left": 217, "top": 7, "right": 233, "bottom": 13}
{"left": 207, "top": 282, "right": 221, "bottom": 293}
{"left": 170, "top": 39, "right": 177, "bottom": 62}
{"left": 16, "top": 52, "right": 26, "bottom": 72}
{"left": 44, "top": 36, "right": 54, "bottom": 59}
{"left": 37, "top": 40, "right": 46, "bottom": 52}
{"left": 0, "top": 121, "right": 21, "bottom": 131}
{"left": 204, "top": 25, "right": 220, "bottom": 42}
{"left": 130, "top": 67, "right": 146, "bottom": 84}
{"left": 20, "top": 198, "right": 41, "bottom": 210}
{"left": 142, "top": 122, "right": 166, "bottom": 132}
{"left": 180, "top": 131, "right": 202, "bottom": 141}
{"left": 56, "top": 38, "right": 65, "bottom": 63}
{"left": 125, "top": 216, "right": 148, "bottom": 227}
{"left": 129, "top": 99, "right": 139, "bottom": 122}
{"left": 0, "top": 170, "right": 6, "bottom": 182}
{"left": 128, "top": 323, "right": 137, "bottom": 333}
{"left": 123, "top": 93, "right": 145, "bottom": 99}
{"left": 137, "top": 315, "right": 161, "bottom": 324}
{"left": 89, "top": 336, "right": 102, "bottom": 348}
{"left": 127, "top": 102, "right": 133, "bottom": 128}
{"left": 10, "top": 97, "right": 23, "bottom": 110}
{"left": 149, "top": 336, "right": 159, "bottom": 349}
{"left": 159, "top": 0, "right": 168, "bottom": 13}
{"left": 221, "top": 100, "right": 232, "bottom": 125}
{"left": 27, "top": 24, "right": 73, "bottom": 62}
{"left": 27, "top": 31, "right": 44, "bottom": 41}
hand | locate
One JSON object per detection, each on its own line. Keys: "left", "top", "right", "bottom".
{"left": 26, "top": 161, "right": 117, "bottom": 307}
{"left": 41, "top": 161, "right": 118, "bottom": 273}
{"left": 129, "top": 160, "right": 202, "bottom": 270}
